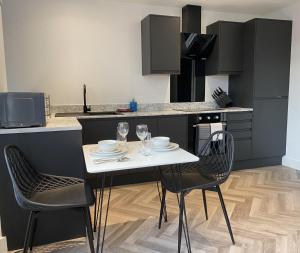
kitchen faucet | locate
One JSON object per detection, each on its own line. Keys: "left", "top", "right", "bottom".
{"left": 83, "top": 84, "right": 91, "bottom": 113}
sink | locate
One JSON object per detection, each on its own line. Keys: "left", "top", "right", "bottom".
{"left": 55, "top": 111, "right": 121, "bottom": 117}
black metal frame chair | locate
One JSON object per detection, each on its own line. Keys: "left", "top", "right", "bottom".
{"left": 158, "top": 131, "right": 235, "bottom": 252}
{"left": 4, "top": 145, "right": 95, "bottom": 253}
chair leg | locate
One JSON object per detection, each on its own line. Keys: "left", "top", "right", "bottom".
{"left": 158, "top": 186, "right": 167, "bottom": 229}
{"left": 216, "top": 186, "right": 235, "bottom": 244}
{"left": 23, "top": 211, "right": 34, "bottom": 253}
{"left": 178, "top": 192, "right": 184, "bottom": 253}
{"left": 29, "top": 212, "right": 39, "bottom": 251}
{"left": 202, "top": 189, "right": 208, "bottom": 220}
{"left": 83, "top": 207, "right": 95, "bottom": 253}
{"left": 93, "top": 189, "right": 98, "bottom": 232}
{"left": 87, "top": 207, "right": 94, "bottom": 241}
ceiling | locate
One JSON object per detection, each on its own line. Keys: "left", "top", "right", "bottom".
{"left": 117, "top": 0, "right": 300, "bottom": 14}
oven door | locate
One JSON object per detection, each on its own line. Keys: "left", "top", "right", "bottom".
{"left": 191, "top": 122, "right": 227, "bottom": 155}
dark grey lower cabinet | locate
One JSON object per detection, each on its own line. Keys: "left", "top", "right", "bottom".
{"left": 0, "top": 131, "right": 86, "bottom": 250}
{"left": 79, "top": 115, "right": 188, "bottom": 186}
{"left": 234, "top": 140, "right": 252, "bottom": 161}
{"left": 252, "top": 98, "right": 288, "bottom": 158}
{"left": 226, "top": 112, "right": 253, "bottom": 162}
{"left": 79, "top": 115, "right": 188, "bottom": 148}
{"left": 157, "top": 116, "right": 188, "bottom": 150}
{"left": 131, "top": 117, "right": 158, "bottom": 141}
{"left": 79, "top": 118, "right": 123, "bottom": 144}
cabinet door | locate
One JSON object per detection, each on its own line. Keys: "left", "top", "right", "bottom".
{"left": 226, "top": 112, "right": 253, "bottom": 161}
{"left": 79, "top": 118, "right": 133, "bottom": 145}
{"left": 150, "top": 15, "right": 180, "bottom": 73}
{"left": 130, "top": 117, "right": 158, "bottom": 141}
{"left": 252, "top": 99, "right": 288, "bottom": 158}
{"left": 79, "top": 119, "right": 114, "bottom": 145}
{"left": 206, "top": 21, "right": 243, "bottom": 75}
{"left": 157, "top": 116, "right": 188, "bottom": 150}
{"left": 218, "top": 22, "right": 243, "bottom": 73}
{"left": 254, "top": 19, "right": 292, "bottom": 98}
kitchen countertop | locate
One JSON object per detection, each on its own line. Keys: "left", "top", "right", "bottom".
{"left": 74, "top": 107, "right": 253, "bottom": 119}
{"left": 0, "top": 107, "right": 253, "bottom": 134}
{"left": 0, "top": 117, "right": 82, "bottom": 135}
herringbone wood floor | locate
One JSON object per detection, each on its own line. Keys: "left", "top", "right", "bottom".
{"left": 13, "top": 166, "right": 300, "bottom": 253}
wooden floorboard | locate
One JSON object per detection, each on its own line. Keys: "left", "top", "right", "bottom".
{"left": 11, "top": 166, "right": 300, "bottom": 253}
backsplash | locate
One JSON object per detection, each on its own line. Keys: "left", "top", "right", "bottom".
{"left": 51, "top": 102, "right": 217, "bottom": 114}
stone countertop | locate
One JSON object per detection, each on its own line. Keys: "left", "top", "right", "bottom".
{"left": 0, "top": 117, "right": 82, "bottom": 135}
{"left": 74, "top": 107, "right": 253, "bottom": 119}
{"left": 0, "top": 107, "right": 253, "bottom": 134}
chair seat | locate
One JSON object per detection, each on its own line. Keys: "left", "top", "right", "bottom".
{"left": 161, "top": 162, "right": 228, "bottom": 193}
{"left": 28, "top": 183, "right": 94, "bottom": 211}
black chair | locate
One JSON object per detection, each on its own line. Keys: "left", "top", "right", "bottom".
{"left": 4, "top": 145, "right": 95, "bottom": 253}
{"left": 158, "top": 131, "right": 235, "bottom": 252}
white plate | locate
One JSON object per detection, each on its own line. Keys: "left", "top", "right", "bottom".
{"left": 151, "top": 142, "right": 179, "bottom": 152}
{"left": 90, "top": 147, "right": 127, "bottom": 158}
{"left": 96, "top": 148, "right": 122, "bottom": 155}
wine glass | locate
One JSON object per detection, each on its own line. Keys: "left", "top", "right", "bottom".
{"left": 117, "top": 122, "right": 129, "bottom": 144}
{"left": 136, "top": 124, "right": 148, "bottom": 148}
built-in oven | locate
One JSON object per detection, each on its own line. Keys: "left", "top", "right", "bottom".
{"left": 187, "top": 112, "right": 226, "bottom": 154}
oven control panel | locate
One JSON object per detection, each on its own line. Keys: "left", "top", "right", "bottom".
{"left": 196, "top": 113, "right": 222, "bottom": 124}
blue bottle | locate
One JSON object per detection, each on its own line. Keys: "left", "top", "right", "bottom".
{"left": 129, "top": 99, "right": 138, "bottom": 112}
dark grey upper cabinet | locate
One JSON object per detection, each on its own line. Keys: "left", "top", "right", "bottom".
{"left": 229, "top": 19, "right": 292, "bottom": 105}
{"left": 141, "top": 15, "right": 180, "bottom": 75}
{"left": 254, "top": 19, "right": 292, "bottom": 98}
{"left": 205, "top": 21, "right": 243, "bottom": 76}
{"left": 252, "top": 99, "right": 288, "bottom": 158}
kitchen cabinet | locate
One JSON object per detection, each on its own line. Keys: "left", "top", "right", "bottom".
{"left": 157, "top": 116, "right": 188, "bottom": 150}
{"left": 206, "top": 21, "right": 243, "bottom": 75}
{"left": 79, "top": 118, "right": 133, "bottom": 145}
{"left": 0, "top": 130, "right": 86, "bottom": 250}
{"left": 229, "top": 18, "right": 291, "bottom": 164}
{"left": 252, "top": 99, "right": 288, "bottom": 158}
{"left": 131, "top": 117, "right": 158, "bottom": 141}
{"left": 254, "top": 19, "right": 292, "bottom": 98}
{"left": 226, "top": 112, "right": 252, "bottom": 162}
{"left": 141, "top": 14, "right": 180, "bottom": 75}
{"left": 79, "top": 115, "right": 188, "bottom": 186}
{"left": 229, "top": 19, "right": 292, "bottom": 105}
{"left": 79, "top": 115, "right": 187, "bottom": 149}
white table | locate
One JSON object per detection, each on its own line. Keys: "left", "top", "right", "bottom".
{"left": 82, "top": 141, "right": 199, "bottom": 253}
{"left": 83, "top": 141, "right": 199, "bottom": 173}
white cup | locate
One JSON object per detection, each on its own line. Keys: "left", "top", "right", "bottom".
{"left": 98, "top": 140, "right": 118, "bottom": 152}
{"left": 151, "top": 137, "right": 170, "bottom": 148}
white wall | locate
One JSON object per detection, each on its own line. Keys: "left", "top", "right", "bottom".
{"left": 0, "top": 3, "right": 7, "bottom": 92}
{"left": 267, "top": 2, "right": 300, "bottom": 170}
{"left": 2, "top": 0, "right": 254, "bottom": 105}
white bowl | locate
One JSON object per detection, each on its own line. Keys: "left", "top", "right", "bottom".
{"left": 151, "top": 137, "right": 170, "bottom": 148}
{"left": 98, "top": 140, "right": 118, "bottom": 152}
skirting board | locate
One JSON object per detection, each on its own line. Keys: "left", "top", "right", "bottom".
{"left": 282, "top": 155, "right": 300, "bottom": 171}
{"left": 0, "top": 237, "right": 7, "bottom": 253}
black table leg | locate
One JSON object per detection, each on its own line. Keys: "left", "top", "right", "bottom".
{"left": 95, "top": 173, "right": 114, "bottom": 253}
{"left": 170, "top": 165, "right": 192, "bottom": 253}
{"left": 156, "top": 180, "right": 168, "bottom": 226}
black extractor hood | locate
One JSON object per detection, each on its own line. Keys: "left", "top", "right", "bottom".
{"left": 181, "top": 33, "right": 216, "bottom": 59}
{"left": 170, "top": 5, "right": 216, "bottom": 103}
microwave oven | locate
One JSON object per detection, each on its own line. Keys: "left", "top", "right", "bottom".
{"left": 0, "top": 92, "right": 46, "bottom": 128}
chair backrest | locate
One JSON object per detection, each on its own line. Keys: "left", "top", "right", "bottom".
{"left": 4, "top": 145, "right": 42, "bottom": 207}
{"left": 197, "top": 131, "right": 234, "bottom": 183}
